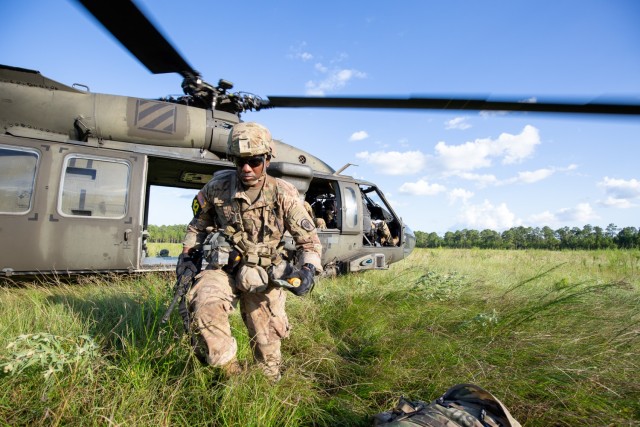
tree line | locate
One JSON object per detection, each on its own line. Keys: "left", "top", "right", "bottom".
{"left": 415, "top": 224, "right": 640, "bottom": 250}
{"left": 146, "top": 224, "right": 187, "bottom": 243}
{"left": 148, "top": 223, "right": 640, "bottom": 250}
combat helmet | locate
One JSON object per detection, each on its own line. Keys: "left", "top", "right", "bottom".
{"left": 227, "top": 122, "right": 273, "bottom": 158}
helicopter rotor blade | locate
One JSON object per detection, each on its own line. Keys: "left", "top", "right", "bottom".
{"left": 75, "top": 0, "right": 197, "bottom": 78}
{"left": 265, "top": 96, "right": 640, "bottom": 116}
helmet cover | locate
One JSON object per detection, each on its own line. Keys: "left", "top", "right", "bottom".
{"left": 227, "top": 122, "right": 273, "bottom": 157}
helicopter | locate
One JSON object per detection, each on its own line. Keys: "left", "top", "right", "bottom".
{"left": 1, "top": 0, "right": 639, "bottom": 279}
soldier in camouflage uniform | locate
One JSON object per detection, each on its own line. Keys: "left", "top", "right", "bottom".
{"left": 178, "top": 122, "right": 323, "bottom": 381}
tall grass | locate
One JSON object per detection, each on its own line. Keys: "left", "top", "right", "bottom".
{"left": 1, "top": 249, "right": 638, "bottom": 426}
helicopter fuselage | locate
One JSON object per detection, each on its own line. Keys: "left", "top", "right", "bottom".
{"left": 0, "top": 65, "right": 415, "bottom": 278}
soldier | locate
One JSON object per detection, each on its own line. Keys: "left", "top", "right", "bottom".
{"left": 304, "top": 200, "right": 327, "bottom": 230}
{"left": 177, "top": 122, "right": 323, "bottom": 381}
{"left": 372, "top": 219, "right": 398, "bottom": 246}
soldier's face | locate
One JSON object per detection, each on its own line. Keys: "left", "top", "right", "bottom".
{"left": 236, "top": 155, "right": 269, "bottom": 187}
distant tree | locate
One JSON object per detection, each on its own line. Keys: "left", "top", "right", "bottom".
{"left": 541, "top": 226, "right": 559, "bottom": 250}
{"left": 616, "top": 227, "right": 639, "bottom": 249}
{"left": 479, "top": 229, "right": 501, "bottom": 249}
{"left": 606, "top": 223, "right": 619, "bottom": 239}
{"left": 443, "top": 231, "right": 456, "bottom": 248}
{"left": 425, "top": 232, "right": 443, "bottom": 248}
{"left": 414, "top": 230, "right": 428, "bottom": 248}
{"left": 146, "top": 224, "right": 188, "bottom": 243}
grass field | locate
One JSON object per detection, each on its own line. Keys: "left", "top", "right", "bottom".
{"left": 1, "top": 249, "right": 638, "bottom": 426}
{"left": 146, "top": 242, "right": 183, "bottom": 257}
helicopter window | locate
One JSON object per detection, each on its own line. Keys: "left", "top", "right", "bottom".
{"left": 0, "top": 146, "right": 39, "bottom": 214}
{"left": 360, "top": 185, "right": 400, "bottom": 247}
{"left": 344, "top": 186, "right": 358, "bottom": 228}
{"left": 59, "top": 155, "right": 130, "bottom": 218}
{"left": 305, "top": 179, "right": 339, "bottom": 229}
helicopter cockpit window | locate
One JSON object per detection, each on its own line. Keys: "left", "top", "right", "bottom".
{"left": 361, "top": 185, "right": 400, "bottom": 247}
{"left": 344, "top": 187, "right": 358, "bottom": 228}
{"left": 59, "top": 155, "right": 130, "bottom": 218}
{"left": 0, "top": 146, "right": 39, "bottom": 214}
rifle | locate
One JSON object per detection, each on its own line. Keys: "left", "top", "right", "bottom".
{"left": 161, "top": 250, "right": 203, "bottom": 333}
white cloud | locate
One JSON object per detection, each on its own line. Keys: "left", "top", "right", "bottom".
{"left": 530, "top": 203, "right": 598, "bottom": 226}
{"left": 451, "top": 172, "right": 499, "bottom": 187}
{"left": 305, "top": 66, "right": 367, "bottom": 95}
{"left": 479, "top": 110, "right": 509, "bottom": 118}
{"left": 496, "top": 125, "right": 541, "bottom": 164}
{"left": 599, "top": 197, "right": 633, "bottom": 209}
{"left": 444, "top": 117, "right": 471, "bottom": 130}
{"left": 518, "top": 164, "right": 577, "bottom": 183}
{"left": 349, "top": 131, "right": 369, "bottom": 141}
{"left": 514, "top": 168, "right": 554, "bottom": 183}
{"left": 448, "top": 188, "right": 474, "bottom": 204}
{"left": 356, "top": 150, "right": 427, "bottom": 175}
{"left": 555, "top": 203, "right": 597, "bottom": 223}
{"left": 288, "top": 42, "right": 313, "bottom": 61}
{"left": 457, "top": 200, "right": 521, "bottom": 230}
{"left": 434, "top": 125, "right": 541, "bottom": 172}
{"left": 597, "top": 177, "right": 640, "bottom": 209}
{"left": 528, "top": 210, "right": 556, "bottom": 225}
{"left": 598, "top": 177, "right": 640, "bottom": 199}
{"left": 399, "top": 179, "right": 446, "bottom": 196}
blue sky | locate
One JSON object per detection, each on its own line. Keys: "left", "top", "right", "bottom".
{"left": 2, "top": 1, "right": 639, "bottom": 234}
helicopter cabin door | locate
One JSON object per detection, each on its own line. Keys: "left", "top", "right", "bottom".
{"left": 0, "top": 136, "right": 145, "bottom": 276}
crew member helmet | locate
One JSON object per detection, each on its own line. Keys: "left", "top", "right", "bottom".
{"left": 227, "top": 122, "right": 273, "bottom": 158}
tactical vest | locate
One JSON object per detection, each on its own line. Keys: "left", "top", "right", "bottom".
{"left": 208, "top": 171, "right": 286, "bottom": 268}
{"left": 373, "top": 384, "right": 521, "bottom": 427}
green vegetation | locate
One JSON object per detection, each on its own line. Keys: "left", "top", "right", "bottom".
{"left": 146, "top": 242, "right": 183, "bottom": 257}
{"left": 415, "top": 224, "right": 640, "bottom": 249}
{"left": 146, "top": 224, "right": 187, "bottom": 244}
{"left": 1, "top": 249, "right": 639, "bottom": 426}
{"left": 145, "top": 222, "right": 640, "bottom": 250}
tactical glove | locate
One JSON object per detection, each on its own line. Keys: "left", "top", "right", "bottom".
{"left": 176, "top": 253, "right": 198, "bottom": 279}
{"left": 290, "top": 263, "right": 316, "bottom": 296}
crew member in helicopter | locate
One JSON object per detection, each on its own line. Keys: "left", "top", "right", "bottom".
{"left": 177, "top": 122, "right": 323, "bottom": 381}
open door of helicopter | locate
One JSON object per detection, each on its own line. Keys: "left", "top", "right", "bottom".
{"left": 303, "top": 173, "right": 407, "bottom": 276}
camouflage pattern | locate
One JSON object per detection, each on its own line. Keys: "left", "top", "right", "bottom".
{"left": 184, "top": 170, "right": 322, "bottom": 268}
{"left": 183, "top": 168, "right": 322, "bottom": 379}
{"left": 304, "top": 201, "right": 327, "bottom": 230}
{"left": 187, "top": 268, "right": 288, "bottom": 380}
{"left": 373, "top": 384, "right": 521, "bottom": 427}
{"left": 227, "top": 121, "right": 273, "bottom": 158}
{"left": 372, "top": 220, "right": 397, "bottom": 246}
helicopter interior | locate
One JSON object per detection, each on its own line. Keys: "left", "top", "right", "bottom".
{"left": 304, "top": 177, "right": 401, "bottom": 248}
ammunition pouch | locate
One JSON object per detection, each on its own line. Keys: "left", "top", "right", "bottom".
{"left": 205, "top": 225, "right": 283, "bottom": 293}
{"left": 202, "top": 232, "right": 232, "bottom": 269}
{"left": 236, "top": 264, "right": 269, "bottom": 293}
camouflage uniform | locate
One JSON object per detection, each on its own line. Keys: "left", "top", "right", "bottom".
{"left": 304, "top": 201, "right": 327, "bottom": 230}
{"left": 372, "top": 220, "right": 397, "bottom": 246}
{"left": 182, "top": 122, "right": 322, "bottom": 380}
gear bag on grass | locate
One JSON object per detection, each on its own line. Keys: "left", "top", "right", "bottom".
{"left": 373, "top": 383, "right": 521, "bottom": 427}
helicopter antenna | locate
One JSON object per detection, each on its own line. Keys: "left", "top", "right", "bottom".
{"left": 335, "top": 163, "right": 358, "bottom": 175}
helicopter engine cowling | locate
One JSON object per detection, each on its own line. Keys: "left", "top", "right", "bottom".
{"left": 0, "top": 66, "right": 334, "bottom": 172}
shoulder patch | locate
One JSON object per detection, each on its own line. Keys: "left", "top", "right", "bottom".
{"left": 192, "top": 191, "right": 208, "bottom": 217}
{"left": 300, "top": 218, "right": 315, "bottom": 232}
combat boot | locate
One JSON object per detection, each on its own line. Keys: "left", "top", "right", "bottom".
{"left": 259, "top": 361, "right": 281, "bottom": 382}
{"left": 254, "top": 342, "right": 282, "bottom": 382}
{"left": 221, "top": 359, "right": 243, "bottom": 378}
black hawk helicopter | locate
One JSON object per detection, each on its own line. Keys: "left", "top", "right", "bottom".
{"left": 1, "top": 0, "right": 639, "bottom": 278}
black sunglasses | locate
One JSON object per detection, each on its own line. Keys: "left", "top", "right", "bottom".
{"left": 234, "top": 155, "right": 265, "bottom": 168}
